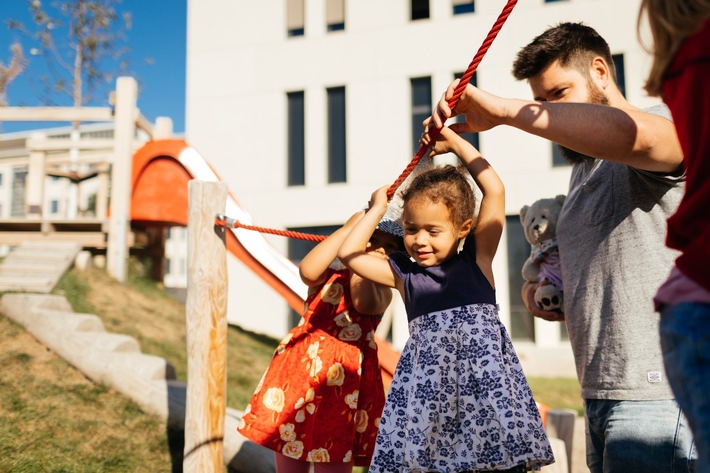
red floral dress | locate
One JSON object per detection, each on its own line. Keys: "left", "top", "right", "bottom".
{"left": 237, "top": 268, "right": 386, "bottom": 466}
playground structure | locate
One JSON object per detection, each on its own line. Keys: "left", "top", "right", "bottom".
{"left": 0, "top": 76, "right": 308, "bottom": 312}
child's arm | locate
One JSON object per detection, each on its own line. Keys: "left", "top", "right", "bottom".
{"left": 421, "top": 126, "right": 505, "bottom": 266}
{"left": 299, "top": 210, "right": 365, "bottom": 287}
{"left": 337, "top": 186, "right": 399, "bottom": 290}
{"left": 350, "top": 272, "right": 393, "bottom": 315}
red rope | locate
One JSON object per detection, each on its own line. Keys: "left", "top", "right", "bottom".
{"left": 386, "top": 0, "right": 519, "bottom": 200}
{"left": 215, "top": 0, "right": 519, "bottom": 239}
{"left": 216, "top": 215, "right": 326, "bottom": 242}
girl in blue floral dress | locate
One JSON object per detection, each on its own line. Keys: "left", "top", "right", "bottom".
{"left": 338, "top": 126, "right": 555, "bottom": 472}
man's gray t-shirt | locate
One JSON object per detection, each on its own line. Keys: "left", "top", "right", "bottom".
{"left": 556, "top": 104, "right": 684, "bottom": 401}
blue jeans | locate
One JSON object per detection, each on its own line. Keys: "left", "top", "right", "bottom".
{"left": 585, "top": 399, "right": 696, "bottom": 473}
{"left": 661, "top": 302, "right": 710, "bottom": 473}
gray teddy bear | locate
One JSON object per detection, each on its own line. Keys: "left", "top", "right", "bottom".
{"left": 519, "top": 195, "right": 566, "bottom": 312}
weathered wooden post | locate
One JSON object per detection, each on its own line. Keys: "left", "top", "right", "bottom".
{"left": 107, "top": 76, "right": 137, "bottom": 283}
{"left": 25, "top": 132, "right": 47, "bottom": 219}
{"left": 184, "top": 180, "right": 228, "bottom": 472}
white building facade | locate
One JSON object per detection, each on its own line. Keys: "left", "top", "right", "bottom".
{"left": 183, "top": 0, "right": 659, "bottom": 350}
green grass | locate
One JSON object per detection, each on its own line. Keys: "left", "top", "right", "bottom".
{"left": 0, "top": 316, "right": 174, "bottom": 472}
{"left": 529, "top": 376, "right": 584, "bottom": 416}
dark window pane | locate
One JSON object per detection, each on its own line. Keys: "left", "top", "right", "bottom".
{"left": 411, "top": 0, "right": 429, "bottom": 20}
{"left": 612, "top": 53, "right": 626, "bottom": 98}
{"left": 453, "top": 0, "right": 474, "bottom": 15}
{"left": 411, "top": 77, "right": 432, "bottom": 154}
{"left": 327, "top": 86, "right": 346, "bottom": 183}
{"left": 287, "top": 91, "right": 305, "bottom": 186}
{"left": 506, "top": 215, "right": 535, "bottom": 341}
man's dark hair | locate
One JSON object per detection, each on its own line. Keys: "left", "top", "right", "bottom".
{"left": 512, "top": 22, "right": 616, "bottom": 82}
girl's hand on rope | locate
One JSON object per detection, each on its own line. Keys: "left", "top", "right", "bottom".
{"left": 367, "top": 186, "right": 389, "bottom": 214}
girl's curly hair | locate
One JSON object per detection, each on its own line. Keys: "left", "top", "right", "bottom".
{"left": 400, "top": 165, "right": 475, "bottom": 228}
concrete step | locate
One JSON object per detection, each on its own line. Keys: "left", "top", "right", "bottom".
{"left": 0, "top": 241, "right": 81, "bottom": 293}
{"left": 0, "top": 265, "right": 65, "bottom": 275}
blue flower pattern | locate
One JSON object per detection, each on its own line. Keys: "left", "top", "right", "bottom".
{"left": 369, "top": 304, "right": 555, "bottom": 472}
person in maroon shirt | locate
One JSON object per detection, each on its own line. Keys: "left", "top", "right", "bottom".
{"left": 640, "top": 1, "right": 710, "bottom": 471}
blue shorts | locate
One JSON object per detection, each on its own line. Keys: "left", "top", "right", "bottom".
{"left": 661, "top": 302, "right": 710, "bottom": 473}
{"left": 584, "top": 398, "right": 696, "bottom": 473}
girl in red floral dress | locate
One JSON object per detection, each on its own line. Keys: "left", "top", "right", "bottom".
{"left": 238, "top": 210, "right": 403, "bottom": 473}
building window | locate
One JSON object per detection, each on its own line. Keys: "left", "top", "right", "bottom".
{"left": 506, "top": 215, "right": 535, "bottom": 341}
{"left": 50, "top": 200, "right": 59, "bottom": 214}
{"left": 454, "top": 71, "right": 480, "bottom": 150}
{"left": 287, "top": 224, "right": 340, "bottom": 327}
{"left": 287, "top": 0, "right": 305, "bottom": 37}
{"left": 411, "top": 0, "right": 429, "bottom": 20}
{"left": 452, "top": 0, "right": 474, "bottom": 15}
{"left": 326, "top": 0, "right": 345, "bottom": 31}
{"left": 166, "top": 258, "right": 172, "bottom": 274}
{"left": 612, "top": 53, "right": 626, "bottom": 98}
{"left": 411, "top": 77, "right": 432, "bottom": 154}
{"left": 287, "top": 91, "right": 305, "bottom": 186}
{"left": 327, "top": 86, "right": 347, "bottom": 183}
{"left": 0, "top": 173, "right": 3, "bottom": 186}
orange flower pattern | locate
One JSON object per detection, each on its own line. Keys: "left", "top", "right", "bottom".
{"left": 238, "top": 269, "right": 386, "bottom": 467}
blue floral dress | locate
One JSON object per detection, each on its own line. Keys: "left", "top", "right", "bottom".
{"left": 369, "top": 235, "right": 555, "bottom": 472}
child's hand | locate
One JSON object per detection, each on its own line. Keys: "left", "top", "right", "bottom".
{"left": 419, "top": 126, "right": 462, "bottom": 159}
{"left": 367, "top": 186, "right": 389, "bottom": 213}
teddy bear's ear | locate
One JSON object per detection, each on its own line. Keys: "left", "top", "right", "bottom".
{"left": 555, "top": 194, "right": 566, "bottom": 205}
{"left": 519, "top": 205, "right": 529, "bottom": 223}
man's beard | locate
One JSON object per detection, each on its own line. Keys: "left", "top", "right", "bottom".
{"left": 557, "top": 82, "right": 610, "bottom": 165}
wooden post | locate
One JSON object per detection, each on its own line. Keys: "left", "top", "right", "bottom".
{"left": 154, "top": 116, "right": 173, "bottom": 139}
{"left": 184, "top": 180, "right": 228, "bottom": 472}
{"left": 107, "top": 76, "right": 137, "bottom": 282}
{"left": 25, "top": 132, "right": 46, "bottom": 219}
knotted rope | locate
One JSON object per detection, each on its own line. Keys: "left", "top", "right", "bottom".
{"left": 217, "top": 0, "right": 518, "bottom": 241}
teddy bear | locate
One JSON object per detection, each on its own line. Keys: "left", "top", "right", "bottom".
{"left": 519, "top": 195, "right": 566, "bottom": 312}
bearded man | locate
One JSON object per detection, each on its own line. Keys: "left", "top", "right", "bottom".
{"left": 427, "top": 22, "right": 695, "bottom": 473}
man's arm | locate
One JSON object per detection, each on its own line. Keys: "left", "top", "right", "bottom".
{"left": 509, "top": 100, "right": 682, "bottom": 173}
{"left": 430, "top": 82, "right": 683, "bottom": 173}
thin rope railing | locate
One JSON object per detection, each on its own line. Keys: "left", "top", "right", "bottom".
{"left": 215, "top": 0, "right": 519, "bottom": 240}
{"left": 216, "top": 214, "right": 326, "bottom": 242}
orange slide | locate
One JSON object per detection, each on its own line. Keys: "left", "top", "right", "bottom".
{"left": 129, "top": 139, "right": 399, "bottom": 385}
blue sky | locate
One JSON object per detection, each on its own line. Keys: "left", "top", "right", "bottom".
{"left": 0, "top": 0, "right": 187, "bottom": 134}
